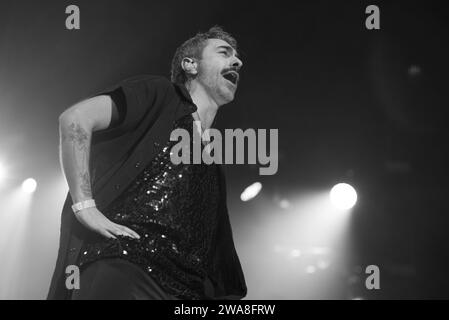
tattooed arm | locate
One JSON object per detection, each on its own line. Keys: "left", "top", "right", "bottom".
{"left": 58, "top": 96, "right": 140, "bottom": 240}
{"left": 58, "top": 95, "right": 112, "bottom": 203}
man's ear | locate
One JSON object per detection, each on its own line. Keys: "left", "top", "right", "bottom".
{"left": 181, "top": 57, "right": 198, "bottom": 76}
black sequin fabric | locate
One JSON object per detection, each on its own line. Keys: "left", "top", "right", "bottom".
{"left": 78, "top": 115, "right": 220, "bottom": 299}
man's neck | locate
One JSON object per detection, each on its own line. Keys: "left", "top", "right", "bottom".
{"left": 186, "top": 81, "right": 219, "bottom": 130}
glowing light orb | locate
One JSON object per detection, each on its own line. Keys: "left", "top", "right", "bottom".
{"left": 240, "top": 182, "right": 262, "bottom": 202}
{"left": 22, "top": 178, "right": 37, "bottom": 194}
{"left": 330, "top": 183, "right": 357, "bottom": 210}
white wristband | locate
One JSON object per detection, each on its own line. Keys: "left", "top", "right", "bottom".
{"left": 71, "top": 199, "right": 96, "bottom": 213}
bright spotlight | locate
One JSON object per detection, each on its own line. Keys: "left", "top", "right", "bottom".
{"left": 21, "top": 178, "right": 37, "bottom": 194}
{"left": 329, "top": 183, "right": 357, "bottom": 210}
{"left": 240, "top": 182, "right": 262, "bottom": 202}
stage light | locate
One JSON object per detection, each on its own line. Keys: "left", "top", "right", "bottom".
{"left": 240, "top": 182, "right": 262, "bottom": 202}
{"left": 329, "top": 183, "right": 357, "bottom": 210}
{"left": 21, "top": 178, "right": 37, "bottom": 194}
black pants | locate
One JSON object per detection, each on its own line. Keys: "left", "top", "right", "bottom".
{"left": 71, "top": 258, "right": 178, "bottom": 300}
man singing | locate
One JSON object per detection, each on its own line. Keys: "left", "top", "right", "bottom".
{"left": 47, "top": 26, "right": 247, "bottom": 300}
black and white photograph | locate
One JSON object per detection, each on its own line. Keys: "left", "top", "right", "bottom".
{"left": 0, "top": 0, "right": 448, "bottom": 307}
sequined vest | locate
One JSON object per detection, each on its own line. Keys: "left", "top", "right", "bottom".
{"left": 78, "top": 114, "right": 220, "bottom": 299}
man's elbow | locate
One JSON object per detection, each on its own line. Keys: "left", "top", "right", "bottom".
{"left": 58, "top": 107, "right": 89, "bottom": 130}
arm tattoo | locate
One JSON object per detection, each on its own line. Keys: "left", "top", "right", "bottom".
{"left": 62, "top": 123, "right": 89, "bottom": 150}
{"left": 61, "top": 122, "right": 93, "bottom": 198}
{"left": 79, "top": 172, "right": 93, "bottom": 198}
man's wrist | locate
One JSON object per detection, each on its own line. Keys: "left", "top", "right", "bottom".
{"left": 71, "top": 199, "right": 96, "bottom": 214}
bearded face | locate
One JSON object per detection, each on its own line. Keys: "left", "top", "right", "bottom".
{"left": 194, "top": 38, "right": 243, "bottom": 105}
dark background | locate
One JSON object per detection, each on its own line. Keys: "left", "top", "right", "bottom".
{"left": 0, "top": 0, "right": 448, "bottom": 299}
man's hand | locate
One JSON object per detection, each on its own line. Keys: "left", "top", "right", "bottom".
{"left": 74, "top": 207, "right": 140, "bottom": 240}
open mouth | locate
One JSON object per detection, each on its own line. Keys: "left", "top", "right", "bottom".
{"left": 222, "top": 71, "right": 239, "bottom": 86}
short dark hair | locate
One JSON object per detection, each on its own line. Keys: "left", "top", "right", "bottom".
{"left": 170, "top": 26, "right": 238, "bottom": 85}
